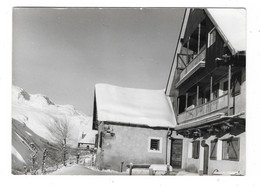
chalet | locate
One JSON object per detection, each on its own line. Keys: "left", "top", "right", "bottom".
{"left": 92, "top": 83, "right": 177, "bottom": 172}
{"left": 166, "top": 8, "right": 246, "bottom": 175}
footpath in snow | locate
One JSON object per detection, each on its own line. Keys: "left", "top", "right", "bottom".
{"left": 49, "top": 164, "right": 125, "bottom": 175}
{"left": 48, "top": 164, "right": 199, "bottom": 176}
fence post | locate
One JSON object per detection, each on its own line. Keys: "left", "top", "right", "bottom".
{"left": 129, "top": 163, "right": 133, "bottom": 175}
{"left": 120, "top": 162, "right": 124, "bottom": 172}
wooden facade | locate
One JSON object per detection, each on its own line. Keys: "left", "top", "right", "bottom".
{"left": 167, "top": 8, "right": 246, "bottom": 175}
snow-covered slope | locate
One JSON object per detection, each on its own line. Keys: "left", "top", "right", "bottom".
{"left": 12, "top": 85, "right": 93, "bottom": 173}
{"left": 12, "top": 85, "right": 92, "bottom": 146}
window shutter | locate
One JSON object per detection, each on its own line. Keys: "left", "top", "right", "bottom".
{"left": 99, "top": 132, "right": 103, "bottom": 148}
{"left": 192, "top": 141, "right": 200, "bottom": 159}
{"left": 222, "top": 138, "right": 239, "bottom": 161}
{"left": 229, "top": 139, "right": 239, "bottom": 160}
{"left": 210, "top": 140, "right": 217, "bottom": 160}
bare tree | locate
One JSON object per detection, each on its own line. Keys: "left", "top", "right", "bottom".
{"left": 47, "top": 116, "right": 71, "bottom": 166}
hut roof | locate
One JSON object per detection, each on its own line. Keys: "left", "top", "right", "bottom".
{"left": 94, "top": 83, "right": 176, "bottom": 128}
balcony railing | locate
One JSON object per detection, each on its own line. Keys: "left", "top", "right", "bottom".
{"left": 176, "top": 47, "right": 206, "bottom": 87}
{"left": 177, "top": 94, "right": 231, "bottom": 124}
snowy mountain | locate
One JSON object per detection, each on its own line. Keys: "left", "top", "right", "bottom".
{"left": 12, "top": 85, "right": 93, "bottom": 173}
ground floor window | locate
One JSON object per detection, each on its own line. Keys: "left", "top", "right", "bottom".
{"left": 192, "top": 140, "right": 200, "bottom": 159}
{"left": 210, "top": 139, "right": 218, "bottom": 160}
{"left": 222, "top": 137, "right": 239, "bottom": 161}
{"left": 148, "top": 137, "right": 162, "bottom": 153}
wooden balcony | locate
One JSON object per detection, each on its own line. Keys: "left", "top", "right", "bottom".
{"left": 176, "top": 47, "right": 206, "bottom": 87}
{"left": 177, "top": 94, "right": 232, "bottom": 124}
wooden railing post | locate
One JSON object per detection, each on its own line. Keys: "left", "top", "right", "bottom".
{"left": 210, "top": 76, "right": 213, "bottom": 112}
{"left": 196, "top": 85, "right": 199, "bottom": 116}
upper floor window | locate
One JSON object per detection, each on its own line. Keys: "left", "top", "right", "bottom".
{"left": 232, "top": 71, "right": 242, "bottom": 96}
{"left": 212, "top": 83, "right": 220, "bottom": 99}
{"left": 208, "top": 28, "right": 216, "bottom": 47}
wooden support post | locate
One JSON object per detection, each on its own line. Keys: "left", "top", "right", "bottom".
{"left": 210, "top": 76, "right": 213, "bottom": 101}
{"left": 198, "top": 24, "right": 201, "bottom": 54}
{"left": 177, "top": 97, "right": 180, "bottom": 114}
{"left": 185, "top": 93, "right": 188, "bottom": 110}
{"left": 187, "top": 37, "right": 190, "bottom": 63}
{"left": 227, "top": 65, "right": 231, "bottom": 115}
{"left": 187, "top": 37, "right": 190, "bottom": 52}
{"left": 121, "top": 162, "right": 124, "bottom": 172}
{"left": 196, "top": 84, "right": 199, "bottom": 106}
{"left": 129, "top": 163, "right": 133, "bottom": 175}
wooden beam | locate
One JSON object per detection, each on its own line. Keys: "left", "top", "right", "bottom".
{"left": 198, "top": 23, "right": 201, "bottom": 54}
{"left": 227, "top": 65, "right": 231, "bottom": 116}
{"left": 185, "top": 92, "right": 188, "bottom": 110}
{"left": 178, "top": 54, "right": 188, "bottom": 67}
{"left": 196, "top": 84, "right": 199, "bottom": 106}
{"left": 177, "top": 97, "right": 180, "bottom": 114}
{"left": 210, "top": 76, "right": 213, "bottom": 101}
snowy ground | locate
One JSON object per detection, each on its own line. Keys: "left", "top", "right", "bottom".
{"left": 48, "top": 164, "right": 126, "bottom": 175}
{"left": 48, "top": 164, "right": 199, "bottom": 176}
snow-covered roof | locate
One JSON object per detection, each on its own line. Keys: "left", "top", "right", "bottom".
{"left": 94, "top": 84, "right": 177, "bottom": 128}
{"left": 205, "top": 8, "right": 246, "bottom": 54}
{"left": 78, "top": 130, "right": 97, "bottom": 144}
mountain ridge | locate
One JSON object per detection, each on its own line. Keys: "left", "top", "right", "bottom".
{"left": 12, "top": 85, "right": 94, "bottom": 173}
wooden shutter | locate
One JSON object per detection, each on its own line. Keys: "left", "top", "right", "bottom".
{"left": 210, "top": 140, "right": 217, "bottom": 160}
{"left": 222, "top": 138, "right": 239, "bottom": 161}
{"left": 192, "top": 141, "right": 200, "bottom": 159}
{"left": 228, "top": 138, "right": 239, "bottom": 160}
{"left": 99, "top": 132, "right": 103, "bottom": 148}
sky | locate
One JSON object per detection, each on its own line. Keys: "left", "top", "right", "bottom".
{"left": 13, "top": 7, "right": 185, "bottom": 115}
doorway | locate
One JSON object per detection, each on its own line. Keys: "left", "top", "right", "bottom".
{"left": 170, "top": 139, "right": 183, "bottom": 169}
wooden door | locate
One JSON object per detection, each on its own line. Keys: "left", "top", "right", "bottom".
{"left": 171, "top": 139, "right": 183, "bottom": 168}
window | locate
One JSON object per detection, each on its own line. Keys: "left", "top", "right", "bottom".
{"left": 223, "top": 81, "right": 228, "bottom": 94}
{"left": 232, "top": 71, "right": 242, "bottom": 96}
{"left": 210, "top": 139, "right": 218, "bottom": 160}
{"left": 148, "top": 137, "right": 162, "bottom": 153}
{"left": 212, "top": 83, "right": 219, "bottom": 99}
{"left": 208, "top": 28, "right": 216, "bottom": 47}
{"left": 192, "top": 141, "right": 200, "bottom": 159}
{"left": 204, "top": 89, "right": 210, "bottom": 103}
{"left": 150, "top": 139, "right": 160, "bottom": 150}
{"left": 222, "top": 137, "right": 239, "bottom": 161}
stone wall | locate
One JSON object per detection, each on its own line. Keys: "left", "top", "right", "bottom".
{"left": 96, "top": 123, "right": 169, "bottom": 172}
